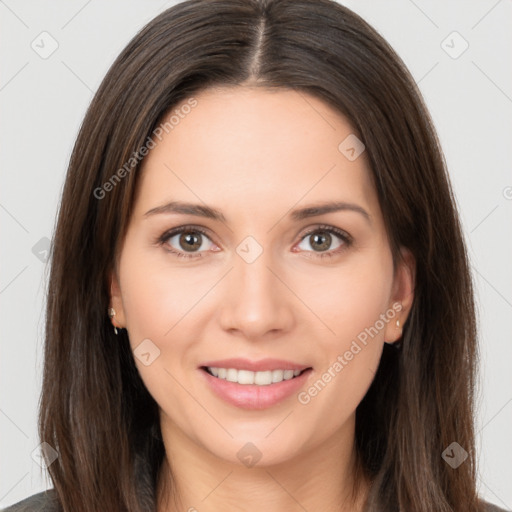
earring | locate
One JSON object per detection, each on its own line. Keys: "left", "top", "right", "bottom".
{"left": 391, "top": 319, "right": 403, "bottom": 349}
{"left": 108, "top": 307, "right": 118, "bottom": 335}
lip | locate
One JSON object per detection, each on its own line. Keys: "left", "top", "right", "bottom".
{"left": 199, "top": 358, "right": 311, "bottom": 372}
{"left": 199, "top": 367, "right": 313, "bottom": 410}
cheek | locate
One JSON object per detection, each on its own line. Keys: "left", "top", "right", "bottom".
{"left": 296, "top": 254, "right": 393, "bottom": 421}
{"left": 119, "top": 244, "right": 204, "bottom": 341}
{"left": 118, "top": 245, "right": 214, "bottom": 395}
{"left": 118, "top": 252, "right": 195, "bottom": 409}
{"left": 302, "top": 251, "right": 394, "bottom": 348}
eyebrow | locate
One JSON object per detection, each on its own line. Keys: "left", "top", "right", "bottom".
{"left": 144, "top": 201, "right": 228, "bottom": 222}
{"left": 144, "top": 200, "right": 371, "bottom": 225}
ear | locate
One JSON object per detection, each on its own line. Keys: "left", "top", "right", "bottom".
{"left": 384, "top": 247, "right": 415, "bottom": 344}
{"left": 109, "top": 268, "right": 126, "bottom": 329}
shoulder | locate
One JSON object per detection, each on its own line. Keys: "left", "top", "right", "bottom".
{"left": 1, "top": 489, "right": 60, "bottom": 512}
{"left": 481, "top": 500, "right": 510, "bottom": 512}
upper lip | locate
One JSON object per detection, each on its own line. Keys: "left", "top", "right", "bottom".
{"left": 200, "top": 358, "right": 311, "bottom": 372}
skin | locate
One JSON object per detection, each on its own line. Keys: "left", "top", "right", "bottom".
{"left": 109, "top": 87, "right": 415, "bottom": 512}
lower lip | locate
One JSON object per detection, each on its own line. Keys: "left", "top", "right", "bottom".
{"left": 199, "top": 368, "right": 313, "bottom": 410}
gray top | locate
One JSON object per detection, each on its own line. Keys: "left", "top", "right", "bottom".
{"left": 1, "top": 490, "right": 59, "bottom": 512}
{"left": 1, "top": 489, "right": 510, "bottom": 511}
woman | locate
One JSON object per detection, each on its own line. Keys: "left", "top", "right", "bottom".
{"left": 2, "top": 0, "right": 507, "bottom": 511}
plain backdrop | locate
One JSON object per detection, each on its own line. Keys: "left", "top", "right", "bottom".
{"left": 1, "top": 0, "right": 511, "bottom": 509}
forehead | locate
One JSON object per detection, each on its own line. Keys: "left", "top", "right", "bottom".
{"left": 135, "top": 87, "right": 378, "bottom": 225}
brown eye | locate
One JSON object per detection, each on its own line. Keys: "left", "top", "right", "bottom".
{"left": 296, "top": 226, "right": 352, "bottom": 259}
{"left": 298, "top": 229, "right": 343, "bottom": 253}
{"left": 158, "top": 227, "right": 216, "bottom": 259}
{"left": 178, "top": 231, "right": 203, "bottom": 252}
{"left": 308, "top": 231, "right": 332, "bottom": 252}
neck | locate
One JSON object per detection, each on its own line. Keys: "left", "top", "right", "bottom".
{"left": 155, "top": 413, "right": 371, "bottom": 512}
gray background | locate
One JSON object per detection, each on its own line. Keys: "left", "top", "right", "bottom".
{"left": 1, "top": 0, "right": 511, "bottom": 509}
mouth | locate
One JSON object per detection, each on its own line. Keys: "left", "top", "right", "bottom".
{"left": 199, "top": 364, "right": 314, "bottom": 410}
{"left": 200, "top": 366, "right": 312, "bottom": 386}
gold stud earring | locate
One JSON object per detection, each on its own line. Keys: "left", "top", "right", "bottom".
{"left": 108, "top": 307, "right": 118, "bottom": 335}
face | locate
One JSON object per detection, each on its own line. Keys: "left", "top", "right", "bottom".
{"left": 110, "top": 87, "right": 414, "bottom": 468}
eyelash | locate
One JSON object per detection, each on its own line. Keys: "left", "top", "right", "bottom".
{"left": 155, "top": 224, "right": 353, "bottom": 260}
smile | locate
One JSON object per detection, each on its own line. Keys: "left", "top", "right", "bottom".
{"left": 199, "top": 366, "right": 313, "bottom": 410}
{"left": 203, "top": 366, "right": 307, "bottom": 385}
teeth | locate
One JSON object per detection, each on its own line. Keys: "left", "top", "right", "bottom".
{"left": 207, "top": 367, "right": 303, "bottom": 385}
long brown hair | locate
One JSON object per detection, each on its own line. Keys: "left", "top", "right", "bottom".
{"left": 40, "top": 0, "right": 483, "bottom": 510}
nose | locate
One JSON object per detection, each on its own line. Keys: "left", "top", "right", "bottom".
{"left": 218, "top": 247, "right": 295, "bottom": 340}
